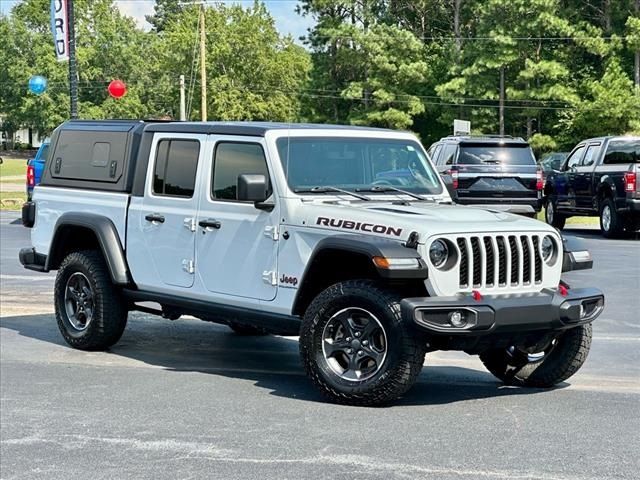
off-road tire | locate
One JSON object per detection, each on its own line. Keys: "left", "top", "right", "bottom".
{"left": 299, "top": 280, "right": 426, "bottom": 406}
{"left": 600, "top": 198, "right": 623, "bottom": 238}
{"left": 54, "top": 250, "right": 128, "bottom": 350}
{"left": 228, "top": 322, "right": 269, "bottom": 336}
{"left": 479, "top": 324, "right": 592, "bottom": 388}
{"left": 545, "top": 198, "right": 566, "bottom": 229}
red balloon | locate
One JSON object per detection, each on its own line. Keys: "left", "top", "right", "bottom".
{"left": 108, "top": 80, "right": 127, "bottom": 99}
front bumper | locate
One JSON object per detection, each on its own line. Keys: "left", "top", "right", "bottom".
{"left": 401, "top": 287, "right": 604, "bottom": 336}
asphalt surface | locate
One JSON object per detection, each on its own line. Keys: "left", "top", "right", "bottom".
{"left": 1, "top": 210, "right": 639, "bottom": 480}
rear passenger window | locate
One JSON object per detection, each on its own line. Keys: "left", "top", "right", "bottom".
{"left": 153, "top": 139, "right": 200, "bottom": 198}
{"left": 440, "top": 144, "right": 457, "bottom": 165}
{"left": 212, "top": 142, "right": 270, "bottom": 201}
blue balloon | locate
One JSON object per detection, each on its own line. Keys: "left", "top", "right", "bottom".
{"left": 28, "top": 75, "right": 48, "bottom": 95}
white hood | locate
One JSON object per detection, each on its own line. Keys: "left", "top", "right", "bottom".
{"left": 293, "top": 199, "right": 555, "bottom": 243}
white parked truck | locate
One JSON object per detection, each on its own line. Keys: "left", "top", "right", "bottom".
{"left": 20, "top": 120, "right": 604, "bottom": 405}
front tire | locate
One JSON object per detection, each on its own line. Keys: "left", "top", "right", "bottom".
{"left": 54, "top": 250, "right": 128, "bottom": 350}
{"left": 479, "top": 324, "right": 592, "bottom": 388}
{"left": 299, "top": 280, "right": 426, "bottom": 406}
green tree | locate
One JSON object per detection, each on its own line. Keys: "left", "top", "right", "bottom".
{"left": 300, "top": 0, "right": 432, "bottom": 129}
{"left": 559, "top": 59, "right": 640, "bottom": 142}
{"left": 150, "top": 2, "right": 311, "bottom": 121}
{"left": 146, "top": 0, "right": 185, "bottom": 32}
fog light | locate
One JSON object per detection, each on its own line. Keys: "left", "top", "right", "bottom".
{"left": 449, "top": 311, "right": 467, "bottom": 328}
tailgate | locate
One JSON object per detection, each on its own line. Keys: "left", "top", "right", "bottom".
{"left": 457, "top": 164, "right": 538, "bottom": 199}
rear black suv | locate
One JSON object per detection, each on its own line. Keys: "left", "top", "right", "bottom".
{"left": 543, "top": 136, "right": 640, "bottom": 237}
{"left": 427, "top": 135, "right": 542, "bottom": 216}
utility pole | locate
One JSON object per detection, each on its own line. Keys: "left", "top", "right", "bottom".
{"left": 199, "top": 3, "right": 207, "bottom": 121}
{"left": 499, "top": 66, "right": 505, "bottom": 136}
{"left": 636, "top": 0, "right": 640, "bottom": 90}
{"left": 178, "top": 1, "right": 207, "bottom": 120}
{"left": 68, "top": 0, "right": 78, "bottom": 119}
{"left": 179, "top": 75, "right": 186, "bottom": 121}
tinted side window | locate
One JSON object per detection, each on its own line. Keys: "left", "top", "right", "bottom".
{"left": 212, "top": 142, "right": 270, "bottom": 201}
{"left": 603, "top": 139, "right": 640, "bottom": 164}
{"left": 153, "top": 139, "right": 200, "bottom": 198}
{"left": 440, "top": 144, "right": 457, "bottom": 165}
{"left": 581, "top": 144, "right": 600, "bottom": 167}
{"left": 565, "top": 145, "right": 585, "bottom": 170}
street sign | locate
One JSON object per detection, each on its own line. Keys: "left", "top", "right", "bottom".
{"left": 453, "top": 119, "right": 470, "bottom": 135}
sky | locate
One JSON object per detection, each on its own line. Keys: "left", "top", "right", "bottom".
{"left": 0, "top": 0, "right": 315, "bottom": 41}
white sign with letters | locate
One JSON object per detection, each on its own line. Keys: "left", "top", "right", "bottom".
{"left": 50, "top": 0, "right": 69, "bottom": 62}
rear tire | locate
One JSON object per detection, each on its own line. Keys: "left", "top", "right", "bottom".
{"left": 299, "top": 280, "right": 426, "bottom": 406}
{"left": 54, "top": 250, "right": 128, "bottom": 350}
{"left": 600, "top": 198, "right": 623, "bottom": 238}
{"left": 545, "top": 198, "right": 566, "bottom": 229}
{"left": 479, "top": 324, "right": 592, "bottom": 388}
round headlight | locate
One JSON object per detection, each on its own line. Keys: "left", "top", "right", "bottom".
{"left": 429, "top": 239, "right": 449, "bottom": 268}
{"left": 541, "top": 235, "right": 556, "bottom": 263}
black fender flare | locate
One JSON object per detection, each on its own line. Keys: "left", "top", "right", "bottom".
{"left": 291, "top": 234, "right": 427, "bottom": 315}
{"left": 596, "top": 175, "right": 617, "bottom": 202}
{"left": 46, "top": 212, "right": 132, "bottom": 285}
{"left": 307, "top": 234, "right": 427, "bottom": 278}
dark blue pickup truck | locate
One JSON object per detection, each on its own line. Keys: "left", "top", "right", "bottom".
{"left": 543, "top": 136, "right": 640, "bottom": 237}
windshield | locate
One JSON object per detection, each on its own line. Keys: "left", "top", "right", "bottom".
{"left": 276, "top": 137, "right": 443, "bottom": 195}
{"left": 458, "top": 143, "right": 535, "bottom": 165}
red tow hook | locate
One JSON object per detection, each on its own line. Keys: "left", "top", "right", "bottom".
{"left": 558, "top": 280, "right": 570, "bottom": 297}
{"left": 471, "top": 290, "right": 483, "bottom": 301}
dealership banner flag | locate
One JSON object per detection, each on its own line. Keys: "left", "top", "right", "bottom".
{"left": 50, "top": 0, "right": 69, "bottom": 62}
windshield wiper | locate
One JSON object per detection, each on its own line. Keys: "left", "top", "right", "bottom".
{"left": 481, "top": 159, "right": 500, "bottom": 164}
{"left": 295, "top": 186, "right": 370, "bottom": 201}
{"left": 356, "top": 185, "right": 430, "bottom": 201}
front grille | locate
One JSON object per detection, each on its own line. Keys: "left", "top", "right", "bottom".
{"left": 457, "top": 238, "right": 468, "bottom": 287}
{"left": 456, "top": 234, "right": 544, "bottom": 290}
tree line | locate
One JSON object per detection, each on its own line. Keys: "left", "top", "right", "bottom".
{"left": 2, "top": 0, "right": 640, "bottom": 152}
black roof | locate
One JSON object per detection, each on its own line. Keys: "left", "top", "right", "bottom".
{"left": 144, "top": 121, "right": 396, "bottom": 136}
{"left": 64, "top": 120, "right": 396, "bottom": 137}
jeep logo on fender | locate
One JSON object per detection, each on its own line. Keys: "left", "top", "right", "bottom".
{"left": 280, "top": 274, "right": 298, "bottom": 287}
{"left": 316, "top": 217, "right": 403, "bottom": 237}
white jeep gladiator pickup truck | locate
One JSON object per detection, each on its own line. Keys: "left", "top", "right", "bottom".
{"left": 20, "top": 120, "right": 604, "bottom": 405}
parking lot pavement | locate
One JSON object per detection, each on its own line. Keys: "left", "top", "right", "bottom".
{"left": 1, "top": 211, "right": 639, "bottom": 480}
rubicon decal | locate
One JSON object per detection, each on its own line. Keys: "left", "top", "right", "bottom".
{"left": 316, "top": 217, "right": 403, "bottom": 237}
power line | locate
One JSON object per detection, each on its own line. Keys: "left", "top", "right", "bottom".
{"left": 0, "top": 79, "right": 579, "bottom": 107}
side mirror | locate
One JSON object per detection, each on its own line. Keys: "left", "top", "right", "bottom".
{"left": 237, "top": 174, "right": 268, "bottom": 203}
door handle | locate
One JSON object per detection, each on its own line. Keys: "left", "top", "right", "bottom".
{"left": 198, "top": 219, "right": 221, "bottom": 230}
{"left": 145, "top": 213, "right": 165, "bottom": 224}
